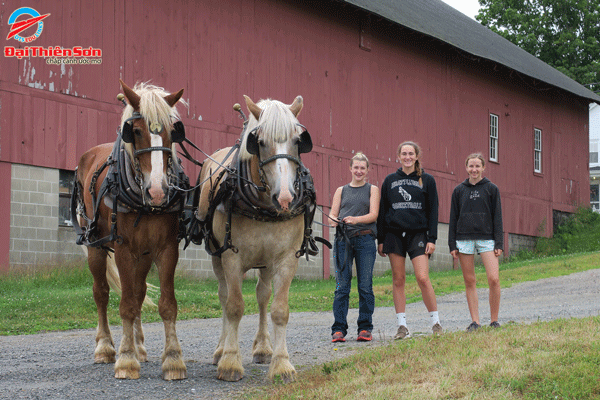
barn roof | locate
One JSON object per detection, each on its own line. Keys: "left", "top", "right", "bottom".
{"left": 342, "top": 0, "right": 600, "bottom": 104}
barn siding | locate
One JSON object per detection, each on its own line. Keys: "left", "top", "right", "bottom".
{"left": 0, "top": 0, "right": 591, "bottom": 272}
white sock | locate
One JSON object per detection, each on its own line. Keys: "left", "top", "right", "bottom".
{"left": 397, "top": 313, "right": 407, "bottom": 327}
{"left": 430, "top": 311, "right": 440, "bottom": 326}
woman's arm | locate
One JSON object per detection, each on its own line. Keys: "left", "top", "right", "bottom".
{"left": 328, "top": 186, "right": 343, "bottom": 228}
{"left": 426, "top": 175, "right": 439, "bottom": 243}
{"left": 448, "top": 187, "right": 460, "bottom": 252}
{"left": 376, "top": 179, "right": 388, "bottom": 243}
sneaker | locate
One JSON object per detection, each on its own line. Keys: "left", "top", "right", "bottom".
{"left": 394, "top": 325, "right": 410, "bottom": 340}
{"left": 490, "top": 321, "right": 501, "bottom": 328}
{"left": 331, "top": 331, "right": 346, "bottom": 343}
{"left": 432, "top": 322, "right": 443, "bottom": 334}
{"left": 466, "top": 321, "right": 480, "bottom": 332}
{"left": 357, "top": 330, "right": 372, "bottom": 342}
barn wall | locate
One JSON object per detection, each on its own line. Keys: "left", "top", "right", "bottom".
{"left": 0, "top": 0, "right": 590, "bottom": 273}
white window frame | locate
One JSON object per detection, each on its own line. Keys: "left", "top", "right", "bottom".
{"left": 59, "top": 169, "right": 75, "bottom": 227}
{"left": 489, "top": 113, "right": 498, "bottom": 162}
{"left": 591, "top": 183, "right": 600, "bottom": 212}
{"left": 534, "top": 128, "right": 542, "bottom": 173}
{"left": 590, "top": 140, "right": 599, "bottom": 164}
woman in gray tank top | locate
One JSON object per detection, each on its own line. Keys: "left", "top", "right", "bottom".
{"left": 329, "top": 152, "right": 380, "bottom": 342}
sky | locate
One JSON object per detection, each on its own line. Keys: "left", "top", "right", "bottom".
{"left": 439, "top": 0, "right": 481, "bottom": 20}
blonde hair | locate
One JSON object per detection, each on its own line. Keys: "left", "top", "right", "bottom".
{"left": 397, "top": 141, "right": 422, "bottom": 177}
{"left": 350, "top": 152, "right": 369, "bottom": 168}
{"left": 465, "top": 152, "right": 486, "bottom": 167}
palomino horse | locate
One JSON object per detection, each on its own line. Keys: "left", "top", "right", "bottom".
{"left": 195, "top": 95, "right": 315, "bottom": 382}
{"left": 73, "top": 80, "right": 188, "bottom": 380}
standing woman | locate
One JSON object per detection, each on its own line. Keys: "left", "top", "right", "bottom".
{"left": 330, "top": 152, "right": 380, "bottom": 342}
{"left": 377, "top": 141, "right": 442, "bottom": 339}
{"left": 449, "top": 153, "right": 503, "bottom": 331}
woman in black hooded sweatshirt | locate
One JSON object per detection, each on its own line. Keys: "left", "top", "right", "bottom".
{"left": 377, "top": 141, "right": 442, "bottom": 339}
{"left": 449, "top": 153, "right": 503, "bottom": 332}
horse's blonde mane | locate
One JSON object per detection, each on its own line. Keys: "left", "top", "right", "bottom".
{"left": 120, "top": 82, "right": 186, "bottom": 131}
{"left": 239, "top": 99, "right": 300, "bottom": 161}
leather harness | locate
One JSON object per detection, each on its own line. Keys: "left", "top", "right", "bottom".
{"left": 188, "top": 125, "right": 329, "bottom": 259}
{"left": 71, "top": 130, "right": 190, "bottom": 251}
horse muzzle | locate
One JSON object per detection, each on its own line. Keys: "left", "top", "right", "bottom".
{"left": 272, "top": 191, "right": 301, "bottom": 213}
{"left": 144, "top": 181, "right": 170, "bottom": 207}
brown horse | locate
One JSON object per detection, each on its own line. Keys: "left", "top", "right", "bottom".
{"left": 73, "top": 80, "right": 188, "bottom": 380}
{"left": 195, "top": 95, "right": 315, "bottom": 382}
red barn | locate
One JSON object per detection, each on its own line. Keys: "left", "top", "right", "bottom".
{"left": 1, "top": 0, "right": 598, "bottom": 277}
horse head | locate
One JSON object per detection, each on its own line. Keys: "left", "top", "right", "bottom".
{"left": 119, "top": 80, "right": 185, "bottom": 208}
{"left": 240, "top": 95, "right": 312, "bottom": 213}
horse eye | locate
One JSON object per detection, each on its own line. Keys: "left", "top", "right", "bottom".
{"left": 258, "top": 139, "right": 265, "bottom": 147}
{"left": 133, "top": 127, "right": 142, "bottom": 136}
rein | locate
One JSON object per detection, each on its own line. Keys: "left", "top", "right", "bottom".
{"left": 72, "top": 130, "right": 191, "bottom": 250}
{"left": 191, "top": 108, "right": 331, "bottom": 259}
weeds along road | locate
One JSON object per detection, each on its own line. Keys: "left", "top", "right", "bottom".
{"left": 1, "top": 268, "right": 599, "bottom": 400}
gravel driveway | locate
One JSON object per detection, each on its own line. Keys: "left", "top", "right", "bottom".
{"left": 1, "top": 268, "right": 599, "bottom": 400}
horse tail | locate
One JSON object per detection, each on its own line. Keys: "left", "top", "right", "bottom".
{"left": 105, "top": 254, "right": 158, "bottom": 307}
{"left": 79, "top": 244, "right": 158, "bottom": 307}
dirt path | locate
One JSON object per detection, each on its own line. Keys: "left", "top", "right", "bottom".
{"left": 1, "top": 268, "right": 598, "bottom": 400}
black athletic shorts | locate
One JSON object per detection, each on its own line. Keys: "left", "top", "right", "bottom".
{"left": 382, "top": 231, "right": 428, "bottom": 259}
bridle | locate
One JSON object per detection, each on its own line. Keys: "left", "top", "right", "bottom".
{"left": 120, "top": 111, "right": 188, "bottom": 207}
{"left": 122, "top": 111, "right": 177, "bottom": 157}
{"left": 189, "top": 103, "right": 329, "bottom": 258}
{"left": 245, "top": 123, "right": 312, "bottom": 196}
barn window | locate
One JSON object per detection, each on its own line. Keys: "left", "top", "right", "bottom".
{"left": 489, "top": 113, "right": 498, "bottom": 162}
{"left": 534, "top": 128, "right": 542, "bottom": 173}
{"left": 591, "top": 184, "right": 599, "bottom": 212}
{"left": 590, "top": 140, "right": 599, "bottom": 164}
{"left": 59, "top": 169, "right": 75, "bottom": 227}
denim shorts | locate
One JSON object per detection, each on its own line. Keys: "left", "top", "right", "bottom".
{"left": 456, "top": 239, "right": 495, "bottom": 255}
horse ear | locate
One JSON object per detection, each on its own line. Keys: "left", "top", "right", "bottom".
{"left": 289, "top": 95, "right": 303, "bottom": 117}
{"left": 171, "top": 121, "right": 185, "bottom": 143}
{"left": 246, "top": 131, "right": 260, "bottom": 155}
{"left": 298, "top": 130, "right": 312, "bottom": 154}
{"left": 119, "top": 79, "right": 140, "bottom": 110}
{"left": 243, "top": 95, "right": 262, "bottom": 120}
{"left": 164, "top": 88, "right": 184, "bottom": 107}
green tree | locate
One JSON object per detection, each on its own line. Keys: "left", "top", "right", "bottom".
{"left": 476, "top": 0, "right": 600, "bottom": 92}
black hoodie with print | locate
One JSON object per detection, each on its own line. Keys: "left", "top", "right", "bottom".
{"left": 448, "top": 177, "right": 503, "bottom": 252}
{"left": 377, "top": 169, "right": 439, "bottom": 244}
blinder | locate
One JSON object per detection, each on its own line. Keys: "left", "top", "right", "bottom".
{"left": 298, "top": 129, "right": 312, "bottom": 154}
{"left": 171, "top": 120, "right": 186, "bottom": 143}
{"left": 121, "top": 111, "right": 142, "bottom": 144}
{"left": 246, "top": 127, "right": 260, "bottom": 155}
{"left": 245, "top": 124, "right": 312, "bottom": 156}
{"left": 121, "top": 112, "right": 186, "bottom": 147}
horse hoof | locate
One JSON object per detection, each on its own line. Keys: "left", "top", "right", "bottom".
{"left": 163, "top": 369, "right": 187, "bottom": 380}
{"left": 253, "top": 353, "right": 272, "bottom": 364}
{"left": 271, "top": 371, "right": 296, "bottom": 384}
{"left": 114, "top": 369, "right": 140, "bottom": 379}
{"left": 94, "top": 354, "right": 116, "bottom": 364}
{"left": 268, "top": 360, "right": 296, "bottom": 383}
{"left": 217, "top": 369, "right": 243, "bottom": 382}
{"left": 212, "top": 355, "right": 220, "bottom": 365}
{"left": 162, "top": 354, "right": 187, "bottom": 380}
{"left": 280, "top": 372, "right": 296, "bottom": 384}
{"left": 137, "top": 346, "right": 148, "bottom": 363}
